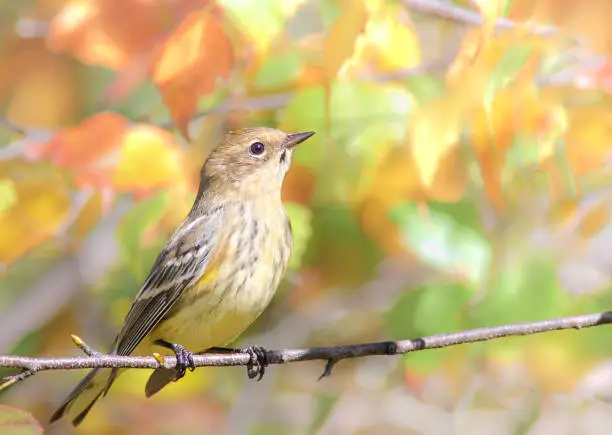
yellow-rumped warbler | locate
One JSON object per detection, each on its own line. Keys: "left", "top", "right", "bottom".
{"left": 50, "top": 127, "right": 315, "bottom": 426}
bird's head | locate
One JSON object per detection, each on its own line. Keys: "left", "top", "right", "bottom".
{"left": 202, "top": 127, "right": 315, "bottom": 197}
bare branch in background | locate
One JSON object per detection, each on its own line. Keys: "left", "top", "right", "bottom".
{"left": 2, "top": 311, "right": 611, "bottom": 391}
{"left": 396, "top": 0, "right": 567, "bottom": 38}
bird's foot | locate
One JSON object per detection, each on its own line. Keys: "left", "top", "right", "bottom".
{"left": 154, "top": 339, "right": 195, "bottom": 379}
{"left": 206, "top": 345, "right": 269, "bottom": 380}
{"left": 241, "top": 345, "right": 268, "bottom": 381}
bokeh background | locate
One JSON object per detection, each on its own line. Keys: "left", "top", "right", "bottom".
{"left": 2, "top": 0, "right": 612, "bottom": 433}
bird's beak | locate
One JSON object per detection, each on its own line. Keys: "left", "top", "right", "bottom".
{"left": 284, "top": 131, "right": 315, "bottom": 149}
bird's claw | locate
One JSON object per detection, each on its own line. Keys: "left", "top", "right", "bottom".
{"left": 241, "top": 345, "right": 268, "bottom": 381}
{"left": 154, "top": 339, "right": 195, "bottom": 380}
{"left": 174, "top": 344, "right": 196, "bottom": 378}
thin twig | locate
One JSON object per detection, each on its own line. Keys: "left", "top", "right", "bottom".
{"left": 396, "top": 0, "right": 564, "bottom": 38}
{"left": 1, "top": 311, "right": 611, "bottom": 389}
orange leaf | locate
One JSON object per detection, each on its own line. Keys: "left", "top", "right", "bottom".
{"left": 31, "top": 112, "right": 128, "bottom": 167}
{"left": 48, "top": 0, "right": 203, "bottom": 69}
{"left": 550, "top": 198, "right": 580, "bottom": 229}
{"left": 48, "top": 0, "right": 125, "bottom": 68}
{"left": 425, "top": 147, "right": 467, "bottom": 202}
{"left": 564, "top": 107, "right": 612, "bottom": 175}
{"left": 1, "top": 39, "right": 79, "bottom": 128}
{"left": 323, "top": 0, "right": 368, "bottom": 78}
{"left": 111, "top": 125, "right": 185, "bottom": 191}
{"left": 476, "top": 146, "right": 505, "bottom": 211}
{"left": 578, "top": 203, "right": 609, "bottom": 239}
{"left": 152, "top": 8, "right": 234, "bottom": 139}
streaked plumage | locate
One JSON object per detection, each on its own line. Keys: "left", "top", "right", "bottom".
{"left": 50, "top": 127, "right": 314, "bottom": 426}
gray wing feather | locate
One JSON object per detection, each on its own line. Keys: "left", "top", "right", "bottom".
{"left": 112, "top": 207, "right": 222, "bottom": 357}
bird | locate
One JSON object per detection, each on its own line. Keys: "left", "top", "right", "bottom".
{"left": 49, "top": 127, "right": 315, "bottom": 426}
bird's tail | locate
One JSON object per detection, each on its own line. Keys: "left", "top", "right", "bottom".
{"left": 49, "top": 367, "right": 118, "bottom": 426}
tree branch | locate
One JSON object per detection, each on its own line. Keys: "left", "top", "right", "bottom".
{"left": 396, "top": 0, "right": 564, "bottom": 38}
{"left": 2, "top": 311, "right": 611, "bottom": 389}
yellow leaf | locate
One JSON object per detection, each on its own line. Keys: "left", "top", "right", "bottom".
{"left": 474, "top": 0, "right": 505, "bottom": 45}
{"left": 410, "top": 99, "right": 462, "bottom": 187}
{"left": 112, "top": 125, "right": 185, "bottom": 191}
{"left": 219, "top": 0, "right": 306, "bottom": 53}
{"left": 361, "top": 12, "right": 420, "bottom": 72}
{"left": 323, "top": 0, "right": 368, "bottom": 78}
{"left": 0, "top": 178, "right": 17, "bottom": 217}
{"left": 0, "top": 161, "right": 70, "bottom": 264}
{"left": 538, "top": 104, "right": 568, "bottom": 162}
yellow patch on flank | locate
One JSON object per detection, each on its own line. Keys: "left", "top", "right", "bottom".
{"left": 196, "top": 266, "right": 219, "bottom": 287}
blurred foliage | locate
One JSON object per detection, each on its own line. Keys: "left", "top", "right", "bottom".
{"left": 0, "top": 405, "right": 42, "bottom": 435}
{"left": 1, "top": 0, "right": 612, "bottom": 434}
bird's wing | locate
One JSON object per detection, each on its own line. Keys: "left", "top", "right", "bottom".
{"left": 113, "top": 206, "right": 224, "bottom": 357}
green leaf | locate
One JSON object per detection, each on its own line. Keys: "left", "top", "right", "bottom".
{"left": 471, "top": 257, "right": 570, "bottom": 327}
{"left": 387, "top": 283, "right": 472, "bottom": 339}
{"left": 545, "top": 291, "right": 612, "bottom": 359}
{"left": 284, "top": 82, "right": 414, "bottom": 202}
{"left": 284, "top": 202, "right": 313, "bottom": 270}
{"left": 406, "top": 75, "right": 445, "bottom": 105}
{"left": 387, "top": 283, "right": 472, "bottom": 374}
{"left": 0, "top": 178, "right": 16, "bottom": 216}
{"left": 484, "top": 43, "right": 533, "bottom": 110}
{"left": 307, "top": 205, "right": 382, "bottom": 286}
{"left": 0, "top": 405, "right": 43, "bottom": 435}
{"left": 427, "top": 201, "right": 480, "bottom": 233}
{"left": 387, "top": 291, "right": 419, "bottom": 340}
{"left": 284, "top": 82, "right": 415, "bottom": 170}
{"left": 254, "top": 51, "right": 304, "bottom": 90}
{"left": 413, "top": 283, "right": 473, "bottom": 334}
{"left": 117, "top": 192, "right": 171, "bottom": 279}
{"left": 390, "top": 203, "right": 491, "bottom": 286}
{"left": 305, "top": 393, "right": 339, "bottom": 435}
{"left": 114, "top": 79, "right": 166, "bottom": 122}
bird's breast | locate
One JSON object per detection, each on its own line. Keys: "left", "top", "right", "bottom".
{"left": 149, "top": 200, "right": 292, "bottom": 352}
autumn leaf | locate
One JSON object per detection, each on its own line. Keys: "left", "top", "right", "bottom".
{"left": 323, "top": 0, "right": 368, "bottom": 78}
{"left": 111, "top": 125, "right": 185, "bottom": 191}
{"left": 356, "top": 5, "right": 421, "bottom": 74}
{"left": 564, "top": 106, "right": 612, "bottom": 176}
{"left": 0, "top": 160, "right": 70, "bottom": 265}
{"left": 48, "top": 0, "right": 153, "bottom": 69}
{"left": 2, "top": 39, "right": 78, "bottom": 128}
{"left": 152, "top": 7, "right": 234, "bottom": 139}
{"left": 219, "top": 0, "right": 307, "bottom": 54}
{"left": 30, "top": 112, "right": 128, "bottom": 168}
{"left": 578, "top": 202, "right": 609, "bottom": 239}
{"left": 410, "top": 98, "right": 462, "bottom": 188}
{"left": 48, "top": 0, "right": 206, "bottom": 69}
{"left": 473, "top": 0, "right": 508, "bottom": 45}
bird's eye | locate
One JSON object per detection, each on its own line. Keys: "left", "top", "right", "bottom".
{"left": 249, "top": 142, "right": 265, "bottom": 156}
